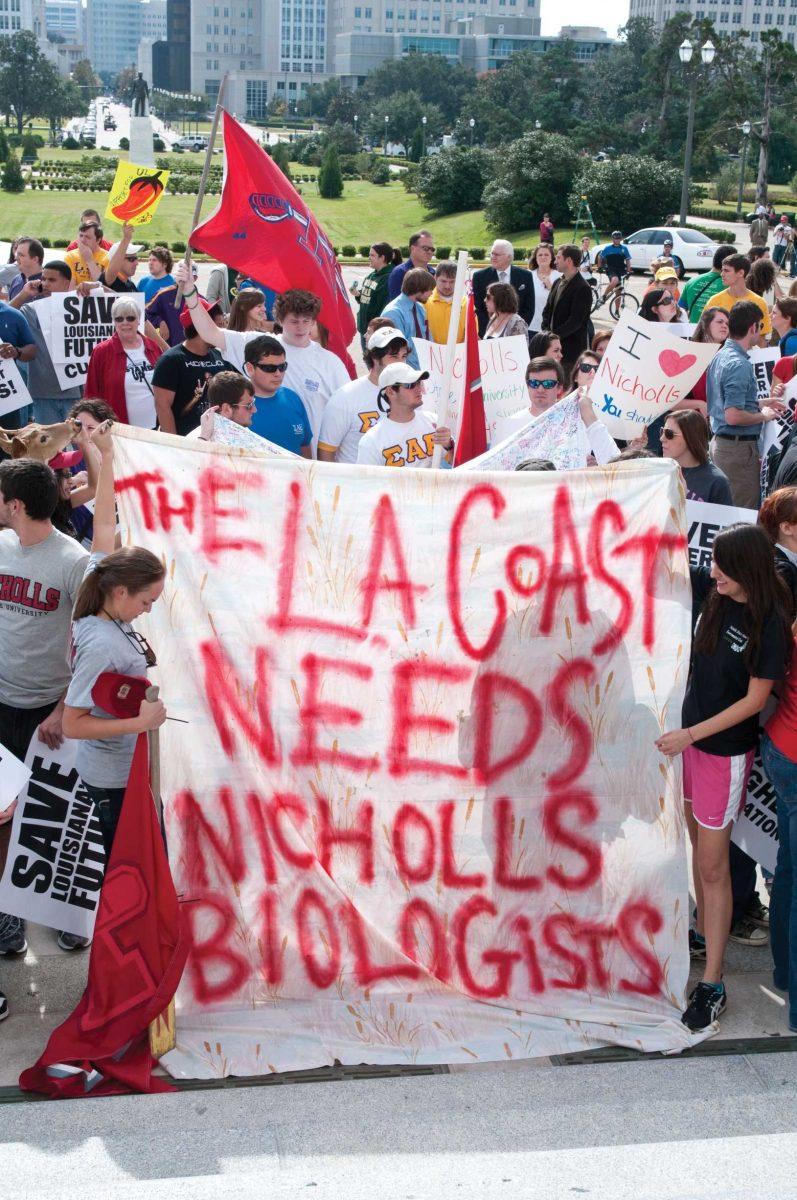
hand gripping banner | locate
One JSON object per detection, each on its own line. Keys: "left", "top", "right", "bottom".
{"left": 110, "top": 427, "right": 705, "bottom": 1078}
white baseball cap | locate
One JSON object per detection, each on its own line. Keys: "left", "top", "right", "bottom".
{"left": 378, "top": 363, "right": 429, "bottom": 388}
{"left": 110, "top": 240, "right": 144, "bottom": 257}
{"left": 367, "top": 326, "right": 409, "bottom": 351}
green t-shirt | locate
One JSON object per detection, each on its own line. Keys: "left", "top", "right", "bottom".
{"left": 680, "top": 270, "right": 725, "bottom": 322}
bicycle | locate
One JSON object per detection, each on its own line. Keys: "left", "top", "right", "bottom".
{"left": 589, "top": 271, "right": 639, "bottom": 321}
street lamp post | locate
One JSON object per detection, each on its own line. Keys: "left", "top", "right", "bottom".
{"left": 421, "top": 114, "right": 427, "bottom": 158}
{"left": 678, "top": 38, "right": 715, "bottom": 226}
{"left": 384, "top": 113, "right": 389, "bottom": 156}
{"left": 354, "top": 113, "right": 359, "bottom": 147}
{"left": 469, "top": 117, "right": 475, "bottom": 147}
{"left": 735, "top": 119, "right": 752, "bottom": 221}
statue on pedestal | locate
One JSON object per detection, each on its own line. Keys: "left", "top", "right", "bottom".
{"left": 132, "top": 73, "right": 150, "bottom": 118}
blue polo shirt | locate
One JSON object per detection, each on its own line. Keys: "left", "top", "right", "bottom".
{"left": 249, "top": 386, "right": 312, "bottom": 454}
{"left": 706, "top": 339, "right": 760, "bottom": 438}
{"left": 0, "top": 300, "right": 33, "bottom": 350}
{"left": 387, "top": 259, "right": 435, "bottom": 300}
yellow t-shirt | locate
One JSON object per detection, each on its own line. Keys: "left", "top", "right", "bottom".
{"left": 709, "top": 287, "right": 772, "bottom": 337}
{"left": 424, "top": 290, "right": 467, "bottom": 345}
{"left": 65, "top": 246, "right": 110, "bottom": 285}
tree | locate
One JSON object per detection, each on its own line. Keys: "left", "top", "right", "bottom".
{"left": 0, "top": 31, "right": 62, "bottom": 136}
{"left": 1, "top": 152, "right": 25, "bottom": 192}
{"left": 482, "top": 131, "right": 580, "bottom": 233}
{"left": 114, "top": 66, "right": 138, "bottom": 106}
{"left": 415, "top": 146, "right": 495, "bottom": 214}
{"left": 749, "top": 31, "right": 797, "bottom": 206}
{"left": 270, "top": 141, "right": 292, "bottom": 181}
{"left": 40, "top": 77, "right": 86, "bottom": 144}
{"left": 326, "top": 89, "right": 357, "bottom": 127}
{"left": 325, "top": 122, "right": 359, "bottom": 156}
{"left": 318, "top": 142, "right": 344, "bottom": 199}
{"left": 0, "top": 128, "right": 10, "bottom": 162}
{"left": 71, "top": 58, "right": 100, "bottom": 96}
{"left": 569, "top": 156, "right": 681, "bottom": 234}
{"left": 358, "top": 53, "right": 476, "bottom": 124}
{"left": 365, "top": 93, "right": 443, "bottom": 156}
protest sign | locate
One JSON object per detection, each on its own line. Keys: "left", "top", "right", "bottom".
{"left": 760, "top": 375, "right": 797, "bottom": 495}
{"left": 208, "top": 413, "right": 297, "bottom": 456}
{"left": 0, "top": 738, "right": 105, "bottom": 938}
{"left": 112, "top": 426, "right": 700, "bottom": 1079}
{"left": 460, "top": 393, "right": 584, "bottom": 473}
{"left": 105, "top": 162, "right": 170, "bottom": 226}
{"left": 661, "top": 322, "right": 697, "bottom": 339}
{"left": 0, "top": 741, "right": 30, "bottom": 816}
{"left": 0, "top": 355, "right": 33, "bottom": 420}
{"left": 588, "top": 314, "right": 718, "bottom": 440}
{"left": 749, "top": 346, "right": 779, "bottom": 404}
{"left": 41, "top": 292, "right": 146, "bottom": 392}
{"left": 685, "top": 498, "right": 778, "bottom": 872}
{"left": 416, "top": 335, "right": 529, "bottom": 443}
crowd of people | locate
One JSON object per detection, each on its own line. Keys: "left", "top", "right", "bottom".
{"left": 1, "top": 207, "right": 797, "bottom": 1045}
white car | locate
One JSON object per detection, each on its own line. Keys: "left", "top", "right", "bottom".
{"left": 623, "top": 227, "right": 721, "bottom": 275}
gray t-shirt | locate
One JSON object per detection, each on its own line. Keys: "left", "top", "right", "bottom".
{"left": 21, "top": 301, "right": 83, "bottom": 403}
{"left": 66, "top": 610, "right": 151, "bottom": 788}
{"left": 0, "top": 528, "right": 88, "bottom": 707}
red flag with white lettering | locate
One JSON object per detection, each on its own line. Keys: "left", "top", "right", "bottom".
{"left": 19, "top": 730, "right": 187, "bottom": 1098}
{"left": 453, "top": 295, "right": 488, "bottom": 466}
{"left": 190, "top": 112, "right": 356, "bottom": 374}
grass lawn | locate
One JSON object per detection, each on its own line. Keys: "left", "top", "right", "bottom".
{"left": 0, "top": 178, "right": 583, "bottom": 255}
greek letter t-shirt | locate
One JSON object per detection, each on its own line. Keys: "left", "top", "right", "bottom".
{"left": 682, "top": 600, "right": 788, "bottom": 756}
{"left": 357, "top": 410, "right": 438, "bottom": 468}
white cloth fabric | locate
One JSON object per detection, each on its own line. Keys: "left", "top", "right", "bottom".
{"left": 318, "top": 376, "right": 382, "bottom": 464}
{"left": 357, "top": 410, "right": 438, "bottom": 467}
{"left": 276, "top": 337, "right": 350, "bottom": 451}
{"left": 495, "top": 405, "right": 618, "bottom": 465}
{"left": 122, "top": 345, "right": 156, "bottom": 428}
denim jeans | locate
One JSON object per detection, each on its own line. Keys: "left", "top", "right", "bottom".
{"left": 83, "top": 784, "right": 126, "bottom": 858}
{"left": 761, "top": 732, "right": 797, "bottom": 1029}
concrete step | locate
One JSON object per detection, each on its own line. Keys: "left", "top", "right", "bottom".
{"left": 0, "top": 922, "right": 88, "bottom": 1015}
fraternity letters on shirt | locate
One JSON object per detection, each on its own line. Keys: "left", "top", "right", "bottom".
{"left": 357, "top": 410, "right": 438, "bottom": 468}
{"left": 318, "top": 376, "right": 382, "bottom": 463}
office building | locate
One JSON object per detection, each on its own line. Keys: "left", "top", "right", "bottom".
{"left": 45, "top": 0, "right": 82, "bottom": 41}
{"left": 86, "top": 0, "right": 143, "bottom": 75}
{"left": 628, "top": 0, "right": 797, "bottom": 45}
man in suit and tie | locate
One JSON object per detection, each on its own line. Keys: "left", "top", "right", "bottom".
{"left": 472, "top": 240, "right": 534, "bottom": 337}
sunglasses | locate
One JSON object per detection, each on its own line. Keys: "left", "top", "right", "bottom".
{"left": 398, "top": 381, "right": 424, "bottom": 390}
{"left": 662, "top": 428, "right": 678, "bottom": 441}
{"left": 232, "top": 400, "right": 256, "bottom": 410}
{"left": 527, "top": 378, "right": 559, "bottom": 390}
{"left": 578, "top": 362, "right": 598, "bottom": 374}
{"left": 114, "top": 315, "right": 137, "bottom": 323}
{"left": 254, "top": 361, "right": 288, "bottom": 373}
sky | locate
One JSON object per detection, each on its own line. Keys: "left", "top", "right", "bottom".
{"left": 539, "top": 0, "right": 630, "bottom": 37}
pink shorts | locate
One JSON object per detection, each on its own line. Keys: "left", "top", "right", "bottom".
{"left": 682, "top": 744, "right": 755, "bottom": 830}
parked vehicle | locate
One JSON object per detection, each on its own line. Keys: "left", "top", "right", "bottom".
{"left": 623, "top": 226, "right": 721, "bottom": 275}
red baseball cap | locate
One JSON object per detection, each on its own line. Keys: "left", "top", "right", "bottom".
{"left": 179, "top": 296, "right": 220, "bottom": 329}
{"left": 48, "top": 449, "right": 84, "bottom": 471}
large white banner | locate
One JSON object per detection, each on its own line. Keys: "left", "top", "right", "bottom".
{"left": 0, "top": 357, "right": 33, "bottom": 419}
{"left": 39, "top": 291, "right": 146, "bottom": 392}
{"left": 686, "top": 498, "right": 778, "bottom": 873}
{"left": 589, "top": 315, "right": 719, "bottom": 440}
{"left": 0, "top": 738, "right": 106, "bottom": 938}
{"left": 416, "top": 336, "right": 529, "bottom": 444}
{"left": 111, "top": 429, "right": 702, "bottom": 1079}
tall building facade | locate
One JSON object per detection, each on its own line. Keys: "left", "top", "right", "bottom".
{"left": 45, "top": 0, "right": 83, "bottom": 40}
{"left": 628, "top": 0, "right": 797, "bottom": 45}
{"left": 190, "top": 0, "right": 563, "bottom": 115}
{"left": 86, "top": 0, "right": 143, "bottom": 75}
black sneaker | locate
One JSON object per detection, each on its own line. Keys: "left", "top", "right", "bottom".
{"left": 729, "top": 915, "right": 768, "bottom": 946}
{"left": 56, "top": 931, "right": 92, "bottom": 952}
{"left": 682, "top": 981, "right": 727, "bottom": 1031}
{"left": 746, "top": 897, "right": 770, "bottom": 928}
{"left": 0, "top": 914, "right": 26, "bottom": 955}
{"left": 0, "top": 991, "right": 7, "bottom": 1022}
{"left": 689, "top": 928, "right": 707, "bottom": 960}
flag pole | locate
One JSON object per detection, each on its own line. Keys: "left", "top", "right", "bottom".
{"left": 174, "top": 72, "right": 229, "bottom": 307}
{"left": 432, "top": 248, "right": 469, "bottom": 468}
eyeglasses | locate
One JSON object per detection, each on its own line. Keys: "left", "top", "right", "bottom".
{"left": 662, "top": 428, "right": 678, "bottom": 441}
{"left": 124, "top": 255, "right": 138, "bottom": 262}
{"left": 577, "top": 362, "right": 598, "bottom": 374}
{"left": 527, "top": 378, "right": 559, "bottom": 390}
{"left": 114, "top": 315, "right": 137, "bottom": 323}
{"left": 418, "top": 245, "right": 435, "bottom": 253}
{"left": 398, "top": 381, "right": 424, "bottom": 390}
{"left": 232, "top": 400, "right": 256, "bottom": 410}
{"left": 254, "top": 361, "right": 288, "bottom": 373}
{"left": 78, "top": 224, "right": 98, "bottom": 233}
{"left": 110, "top": 619, "right": 157, "bottom": 668}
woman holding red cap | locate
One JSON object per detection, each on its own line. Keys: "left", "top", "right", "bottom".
{"left": 84, "top": 297, "right": 162, "bottom": 428}
{"left": 63, "top": 422, "right": 166, "bottom": 854}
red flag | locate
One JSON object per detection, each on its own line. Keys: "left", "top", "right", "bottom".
{"left": 19, "top": 730, "right": 187, "bottom": 1099}
{"left": 191, "top": 112, "right": 356, "bottom": 374}
{"left": 453, "top": 296, "right": 488, "bottom": 466}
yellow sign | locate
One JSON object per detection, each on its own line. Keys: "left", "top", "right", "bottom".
{"left": 105, "top": 161, "right": 170, "bottom": 226}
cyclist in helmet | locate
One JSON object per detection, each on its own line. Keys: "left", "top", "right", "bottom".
{"left": 595, "top": 230, "right": 631, "bottom": 305}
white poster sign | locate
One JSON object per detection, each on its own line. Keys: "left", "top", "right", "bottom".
{"left": 0, "top": 741, "right": 31, "bottom": 814}
{"left": 749, "top": 346, "right": 780, "bottom": 404}
{"left": 0, "top": 356, "right": 33, "bottom": 419}
{"left": 416, "top": 336, "right": 529, "bottom": 444}
{"left": 0, "top": 738, "right": 106, "bottom": 938}
{"left": 41, "top": 291, "right": 145, "bottom": 392}
{"left": 589, "top": 314, "right": 719, "bottom": 440}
